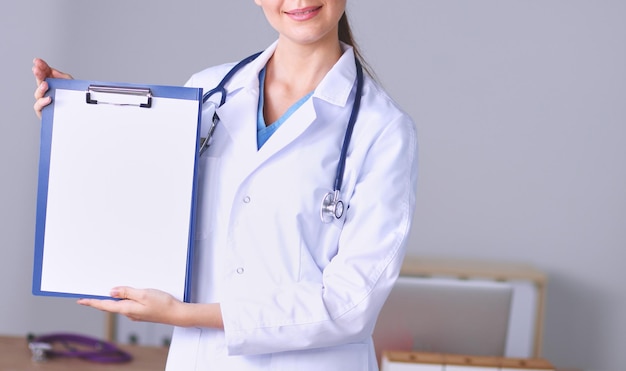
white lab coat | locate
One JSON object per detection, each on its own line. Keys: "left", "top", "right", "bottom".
{"left": 165, "top": 42, "right": 418, "bottom": 370}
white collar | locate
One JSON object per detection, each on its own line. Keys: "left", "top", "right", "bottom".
{"left": 224, "top": 40, "right": 359, "bottom": 109}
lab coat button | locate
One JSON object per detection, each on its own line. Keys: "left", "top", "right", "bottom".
{"left": 236, "top": 267, "right": 244, "bottom": 274}
{"left": 243, "top": 196, "right": 251, "bottom": 203}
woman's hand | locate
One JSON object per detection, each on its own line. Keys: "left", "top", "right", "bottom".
{"left": 77, "top": 286, "right": 224, "bottom": 329}
{"left": 32, "top": 58, "right": 73, "bottom": 119}
{"left": 77, "top": 287, "right": 183, "bottom": 325}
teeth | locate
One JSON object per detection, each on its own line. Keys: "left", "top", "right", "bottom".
{"left": 292, "top": 9, "right": 315, "bottom": 15}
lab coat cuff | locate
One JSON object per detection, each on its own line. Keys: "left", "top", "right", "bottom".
{"left": 220, "top": 299, "right": 248, "bottom": 355}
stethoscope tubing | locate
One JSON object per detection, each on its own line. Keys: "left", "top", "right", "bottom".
{"left": 200, "top": 52, "right": 364, "bottom": 222}
{"left": 333, "top": 58, "right": 363, "bottom": 193}
{"left": 30, "top": 333, "right": 132, "bottom": 363}
{"left": 202, "top": 52, "right": 263, "bottom": 105}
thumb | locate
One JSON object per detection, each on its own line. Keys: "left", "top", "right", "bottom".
{"left": 50, "top": 67, "right": 73, "bottom": 80}
{"left": 110, "top": 286, "right": 135, "bottom": 300}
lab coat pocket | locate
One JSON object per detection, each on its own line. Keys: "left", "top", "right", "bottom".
{"left": 194, "top": 156, "right": 220, "bottom": 240}
{"left": 270, "top": 343, "right": 368, "bottom": 371}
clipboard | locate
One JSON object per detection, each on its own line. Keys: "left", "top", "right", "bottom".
{"left": 32, "top": 78, "right": 203, "bottom": 302}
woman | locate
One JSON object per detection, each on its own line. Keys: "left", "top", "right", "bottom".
{"left": 33, "top": 1, "right": 418, "bottom": 369}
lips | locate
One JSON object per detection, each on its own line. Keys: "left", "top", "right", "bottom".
{"left": 284, "top": 6, "right": 322, "bottom": 20}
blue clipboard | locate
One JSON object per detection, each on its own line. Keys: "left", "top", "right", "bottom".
{"left": 33, "top": 78, "right": 203, "bottom": 302}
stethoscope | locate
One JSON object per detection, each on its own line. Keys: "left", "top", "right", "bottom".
{"left": 27, "top": 333, "right": 132, "bottom": 363}
{"left": 199, "top": 52, "right": 364, "bottom": 223}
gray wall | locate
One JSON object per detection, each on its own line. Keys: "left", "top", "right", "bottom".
{"left": 1, "top": 1, "right": 624, "bottom": 370}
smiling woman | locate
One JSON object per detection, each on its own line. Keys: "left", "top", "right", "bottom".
{"left": 255, "top": 0, "right": 347, "bottom": 48}
{"left": 7, "top": 1, "right": 626, "bottom": 370}
{"left": 29, "top": 1, "right": 418, "bottom": 370}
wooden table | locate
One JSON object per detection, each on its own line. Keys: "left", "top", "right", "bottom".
{"left": 0, "top": 336, "right": 168, "bottom": 371}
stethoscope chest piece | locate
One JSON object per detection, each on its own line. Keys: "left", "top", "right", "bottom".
{"left": 28, "top": 341, "right": 52, "bottom": 362}
{"left": 320, "top": 190, "right": 344, "bottom": 223}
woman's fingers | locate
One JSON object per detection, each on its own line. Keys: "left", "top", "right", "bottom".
{"left": 33, "top": 96, "right": 51, "bottom": 120}
{"left": 77, "top": 297, "right": 125, "bottom": 312}
{"left": 34, "top": 80, "right": 47, "bottom": 100}
{"left": 32, "top": 58, "right": 73, "bottom": 119}
{"left": 32, "top": 58, "right": 73, "bottom": 86}
{"left": 77, "top": 287, "right": 177, "bottom": 323}
{"left": 32, "top": 58, "right": 52, "bottom": 86}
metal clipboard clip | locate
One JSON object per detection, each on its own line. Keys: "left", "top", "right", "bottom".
{"left": 86, "top": 85, "right": 152, "bottom": 108}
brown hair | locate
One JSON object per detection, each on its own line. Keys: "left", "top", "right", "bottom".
{"left": 338, "top": 12, "right": 375, "bottom": 78}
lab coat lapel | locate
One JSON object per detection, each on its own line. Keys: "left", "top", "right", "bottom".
{"left": 216, "top": 89, "right": 259, "bottom": 162}
{"left": 256, "top": 99, "right": 317, "bottom": 162}
{"left": 208, "top": 39, "right": 356, "bottom": 181}
{"left": 218, "top": 92, "right": 318, "bottom": 180}
{"left": 256, "top": 45, "right": 357, "bottom": 162}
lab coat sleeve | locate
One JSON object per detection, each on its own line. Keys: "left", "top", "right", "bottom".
{"left": 220, "top": 108, "right": 419, "bottom": 356}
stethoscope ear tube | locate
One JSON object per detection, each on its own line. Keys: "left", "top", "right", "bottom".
{"left": 202, "top": 51, "right": 263, "bottom": 106}
{"left": 199, "top": 52, "right": 264, "bottom": 156}
{"left": 198, "top": 103, "right": 218, "bottom": 157}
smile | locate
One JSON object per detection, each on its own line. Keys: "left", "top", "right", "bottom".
{"left": 285, "top": 6, "right": 322, "bottom": 19}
